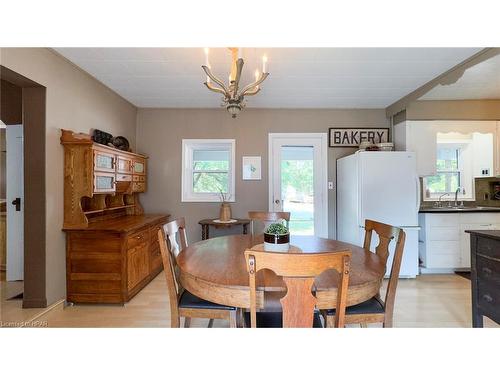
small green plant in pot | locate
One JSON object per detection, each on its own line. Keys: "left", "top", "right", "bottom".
{"left": 264, "top": 222, "right": 290, "bottom": 251}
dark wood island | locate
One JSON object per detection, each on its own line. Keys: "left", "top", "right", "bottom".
{"left": 465, "top": 230, "right": 500, "bottom": 327}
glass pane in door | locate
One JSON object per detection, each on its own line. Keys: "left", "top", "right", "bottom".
{"left": 281, "top": 146, "right": 314, "bottom": 235}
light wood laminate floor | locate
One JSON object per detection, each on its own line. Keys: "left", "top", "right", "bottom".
{"left": 2, "top": 273, "right": 499, "bottom": 328}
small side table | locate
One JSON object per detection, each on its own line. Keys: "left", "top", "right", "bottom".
{"left": 198, "top": 218, "right": 250, "bottom": 240}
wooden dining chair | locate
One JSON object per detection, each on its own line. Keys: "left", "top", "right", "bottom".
{"left": 159, "top": 220, "right": 238, "bottom": 328}
{"left": 248, "top": 211, "right": 291, "bottom": 235}
{"left": 322, "top": 219, "right": 406, "bottom": 328}
{"left": 244, "top": 249, "right": 351, "bottom": 328}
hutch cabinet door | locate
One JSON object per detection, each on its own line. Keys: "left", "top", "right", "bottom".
{"left": 93, "top": 172, "right": 116, "bottom": 194}
{"left": 127, "top": 243, "right": 150, "bottom": 290}
{"left": 94, "top": 150, "right": 116, "bottom": 173}
{"left": 133, "top": 158, "right": 147, "bottom": 175}
{"left": 117, "top": 156, "right": 133, "bottom": 174}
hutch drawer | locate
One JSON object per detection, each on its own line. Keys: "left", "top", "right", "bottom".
{"left": 127, "top": 228, "right": 149, "bottom": 249}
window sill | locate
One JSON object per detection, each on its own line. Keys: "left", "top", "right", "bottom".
{"left": 181, "top": 197, "right": 236, "bottom": 203}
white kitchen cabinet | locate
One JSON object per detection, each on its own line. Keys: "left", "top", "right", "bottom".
{"left": 419, "top": 212, "right": 500, "bottom": 272}
{"left": 394, "top": 121, "right": 437, "bottom": 176}
{"left": 394, "top": 120, "right": 498, "bottom": 177}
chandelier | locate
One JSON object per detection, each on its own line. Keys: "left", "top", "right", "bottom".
{"left": 202, "top": 48, "right": 269, "bottom": 118}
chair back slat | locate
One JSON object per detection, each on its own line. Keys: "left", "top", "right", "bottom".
{"left": 163, "top": 218, "right": 188, "bottom": 258}
{"left": 245, "top": 249, "right": 351, "bottom": 328}
{"left": 363, "top": 219, "right": 399, "bottom": 264}
{"left": 248, "top": 211, "right": 290, "bottom": 235}
{"left": 281, "top": 277, "right": 317, "bottom": 327}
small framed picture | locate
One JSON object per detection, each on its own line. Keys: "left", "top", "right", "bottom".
{"left": 242, "top": 156, "right": 261, "bottom": 180}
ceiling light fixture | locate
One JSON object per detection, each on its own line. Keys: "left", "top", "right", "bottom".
{"left": 202, "top": 48, "right": 269, "bottom": 118}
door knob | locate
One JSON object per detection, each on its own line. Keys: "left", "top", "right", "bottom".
{"left": 275, "top": 199, "right": 280, "bottom": 204}
{"left": 11, "top": 197, "right": 21, "bottom": 211}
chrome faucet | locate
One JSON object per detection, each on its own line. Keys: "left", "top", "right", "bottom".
{"left": 435, "top": 193, "right": 450, "bottom": 208}
{"left": 455, "top": 187, "right": 464, "bottom": 207}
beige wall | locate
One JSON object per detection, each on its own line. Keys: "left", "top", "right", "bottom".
{"left": 136, "top": 108, "right": 388, "bottom": 242}
{"left": 407, "top": 100, "right": 500, "bottom": 120}
{"left": 0, "top": 48, "right": 137, "bottom": 305}
{"left": 0, "top": 129, "right": 5, "bottom": 199}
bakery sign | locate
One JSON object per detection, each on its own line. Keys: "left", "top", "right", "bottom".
{"left": 328, "top": 127, "right": 390, "bottom": 147}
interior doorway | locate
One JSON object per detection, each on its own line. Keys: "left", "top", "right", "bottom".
{"left": 1, "top": 66, "right": 47, "bottom": 310}
{"left": 268, "top": 133, "right": 328, "bottom": 238}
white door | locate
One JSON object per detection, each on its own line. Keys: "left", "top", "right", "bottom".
{"left": 269, "top": 133, "right": 328, "bottom": 238}
{"left": 6, "top": 124, "right": 24, "bottom": 281}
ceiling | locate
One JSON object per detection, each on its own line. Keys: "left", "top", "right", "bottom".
{"left": 419, "top": 53, "right": 500, "bottom": 100}
{"left": 54, "top": 48, "right": 482, "bottom": 109}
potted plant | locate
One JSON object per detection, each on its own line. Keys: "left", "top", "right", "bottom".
{"left": 264, "top": 222, "right": 290, "bottom": 251}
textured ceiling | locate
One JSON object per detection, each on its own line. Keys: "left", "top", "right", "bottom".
{"left": 54, "top": 48, "right": 482, "bottom": 108}
{"left": 419, "top": 53, "right": 500, "bottom": 100}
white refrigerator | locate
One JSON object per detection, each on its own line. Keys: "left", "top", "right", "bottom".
{"left": 337, "top": 151, "right": 420, "bottom": 278}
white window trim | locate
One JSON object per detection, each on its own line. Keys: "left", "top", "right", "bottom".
{"left": 423, "top": 142, "right": 474, "bottom": 201}
{"left": 181, "top": 139, "right": 236, "bottom": 203}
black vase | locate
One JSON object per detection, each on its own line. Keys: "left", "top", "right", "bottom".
{"left": 264, "top": 232, "right": 290, "bottom": 244}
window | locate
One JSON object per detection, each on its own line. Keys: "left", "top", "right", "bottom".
{"left": 425, "top": 146, "right": 461, "bottom": 195}
{"left": 182, "top": 139, "right": 235, "bottom": 202}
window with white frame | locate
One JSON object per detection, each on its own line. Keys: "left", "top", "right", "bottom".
{"left": 182, "top": 139, "right": 235, "bottom": 202}
{"left": 425, "top": 145, "right": 461, "bottom": 195}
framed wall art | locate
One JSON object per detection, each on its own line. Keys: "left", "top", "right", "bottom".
{"left": 242, "top": 156, "right": 261, "bottom": 180}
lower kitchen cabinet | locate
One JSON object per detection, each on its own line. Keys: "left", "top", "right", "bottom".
{"left": 64, "top": 214, "right": 169, "bottom": 304}
{"left": 419, "top": 212, "right": 500, "bottom": 272}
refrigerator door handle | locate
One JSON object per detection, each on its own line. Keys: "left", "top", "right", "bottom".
{"left": 416, "top": 176, "right": 421, "bottom": 213}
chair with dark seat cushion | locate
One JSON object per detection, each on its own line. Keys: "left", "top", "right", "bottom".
{"left": 244, "top": 311, "right": 324, "bottom": 328}
{"left": 179, "top": 290, "right": 236, "bottom": 310}
{"left": 245, "top": 248, "right": 351, "bottom": 328}
{"left": 159, "top": 219, "right": 238, "bottom": 328}
{"left": 322, "top": 220, "right": 406, "bottom": 328}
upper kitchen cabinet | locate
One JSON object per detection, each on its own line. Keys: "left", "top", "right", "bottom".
{"left": 394, "top": 121, "right": 499, "bottom": 178}
{"left": 394, "top": 121, "right": 437, "bottom": 176}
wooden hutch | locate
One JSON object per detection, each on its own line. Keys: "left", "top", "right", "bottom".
{"left": 61, "top": 129, "right": 169, "bottom": 304}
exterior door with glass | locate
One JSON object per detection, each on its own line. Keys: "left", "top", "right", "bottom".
{"left": 268, "top": 133, "right": 328, "bottom": 238}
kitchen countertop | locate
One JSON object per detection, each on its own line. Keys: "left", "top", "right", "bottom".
{"left": 419, "top": 206, "right": 500, "bottom": 213}
{"left": 464, "top": 230, "right": 500, "bottom": 240}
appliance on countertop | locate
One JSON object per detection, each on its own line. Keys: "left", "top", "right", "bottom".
{"left": 336, "top": 151, "right": 420, "bottom": 278}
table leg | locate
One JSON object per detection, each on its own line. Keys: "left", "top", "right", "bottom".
{"left": 472, "top": 308, "right": 484, "bottom": 328}
{"left": 243, "top": 223, "right": 248, "bottom": 235}
{"left": 201, "top": 224, "right": 210, "bottom": 240}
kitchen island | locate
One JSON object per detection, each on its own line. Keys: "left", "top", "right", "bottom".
{"left": 465, "top": 230, "right": 500, "bottom": 327}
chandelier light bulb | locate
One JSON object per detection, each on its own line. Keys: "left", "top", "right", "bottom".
{"left": 262, "top": 55, "right": 268, "bottom": 73}
{"left": 204, "top": 48, "right": 210, "bottom": 66}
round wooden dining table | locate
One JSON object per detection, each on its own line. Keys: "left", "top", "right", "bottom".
{"left": 176, "top": 234, "right": 386, "bottom": 309}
